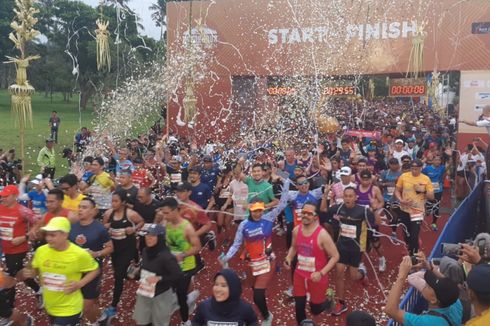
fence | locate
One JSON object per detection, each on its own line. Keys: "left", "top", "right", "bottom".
{"left": 387, "top": 181, "right": 486, "bottom": 325}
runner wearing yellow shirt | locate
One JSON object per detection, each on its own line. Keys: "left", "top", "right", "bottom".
{"left": 23, "top": 217, "right": 99, "bottom": 325}
{"left": 58, "top": 174, "right": 85, "bottom": 214}
{"left": 394, "top": 159, "right": 434, "bottom": 255}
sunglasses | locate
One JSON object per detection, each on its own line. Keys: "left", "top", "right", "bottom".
{"left": 297, "top": 180, "right": 309, "bottom": 186}
{"left": 301, "top": 211, "right": 316, "bottom": 217}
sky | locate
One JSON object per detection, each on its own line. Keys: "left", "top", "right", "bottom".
{"left": 83, "top": 0, "right": 162, "bottom": 40}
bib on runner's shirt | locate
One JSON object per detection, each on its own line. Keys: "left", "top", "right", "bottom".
{"left": 249, "top": 256, "right": 270, "bottom": 276}
{"left": 136, "top": 269, "right": 157, "bottom": 298}
{"left": 110, "top": 228, "right": 127, "bottom": 240}
{"left": 0, "top": 226, "right": 14, "bottom": 241}
{"left": 297, "top": 254, "right": 316, "bottom": 272}
{"left": 340, "top": 223, "right": 357, "bottom": 239}
{"left": 42, "top": 272, "right": 67, "bottom": 292}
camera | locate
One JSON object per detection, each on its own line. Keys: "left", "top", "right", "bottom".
{"left": 410, "top": 255, "right": 418, "bottom": 265}
{"left": 441, "top": 238, "right": 487, "bottom": 257}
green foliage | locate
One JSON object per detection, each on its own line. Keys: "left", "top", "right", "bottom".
{"left": 0, "top": 89, "right": 93, "bottom": 176}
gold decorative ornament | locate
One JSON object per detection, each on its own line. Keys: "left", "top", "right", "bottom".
{"left": 183, "top": 79, "right": 197, "bottom": 123}
{"left": 406, "top": 22, "right": 426, "bottom": 79}
{"left": 95, "top": 18, "right": 111, "bottom": 71}
{"left": 317, "top": 115, "right": 341, "bottom": 134}
{"left": 4, "top": 0, "right": 40, "bottom": 173}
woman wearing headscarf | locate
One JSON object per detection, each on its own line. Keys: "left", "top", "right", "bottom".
{"left": 133, "top": 224, "right": 182, "bottom": 326}
{"left": 192, "top": 269, "right": 258, "bottom": 326}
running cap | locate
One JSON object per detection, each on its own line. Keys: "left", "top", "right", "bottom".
{"left": 339, "top": 167, "right": 352, "bottom": 176}
{"left": 41, "top": 216, "right": 71, "bottom": 233}
{"left": 144, "top": 224, "right": 166, "bottom": 236}
{"left": 467, "top": 263, "right": 490, "bottom": 295}
{"left": 30, "top": 174, "right": 44, "bottom": 185}
{"left": 249, "top": 202, "right": 265, "bottom": 211}
{"left": 0, "top": 185, "right": 19, "bottom": 197}
{"left": 424, "top": 270, "right": 459, "bottom": 308}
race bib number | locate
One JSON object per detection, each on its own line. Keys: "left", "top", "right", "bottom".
{"left": 249, "top": 257, "right": 270, "bottom": 276}
{"left": 340, "top": 223, "right": 357, "bottom": 239}
{"left": 297, "top": 254, "right": 316, "bottom": 272}
{"left": 170, "top": 173, "right": 182, "bottom": 183}
{"left": 432, "top": 182, "right": 440, "bottom": 192}
{"left": 410, "top": 212, "right": 424, "bottom": 221}
{"left": 0, "top": 226, "right": 14, "bottom": 241}
{"left": 110, "top": 228, "right": 127, "bottom": 240}
{"left": 220, "top": 191, "right": 231, "bottom": 199}
{"left": 136, "top": 269, "right": 156, "bottom": 298}
{"left": 386, "top": 186, "right": 395, "bottom": 196}
{"left": 42, "top": 272, "right": 67, "bottom": 292}
{"left": 207, "top": 322, "right": 239, "bottom": 326}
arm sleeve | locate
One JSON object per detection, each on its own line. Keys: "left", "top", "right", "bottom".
{"left": 17, "top": 183, "right": 29, "bottom": 201}
{"left": 263, "top": 179, "right": 291, "bottom": 222}
{"left": 224, "top": 220, "right": 245, "bottom": 261}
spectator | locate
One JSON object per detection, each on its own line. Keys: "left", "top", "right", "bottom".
{"left": 37, "top": 139, "right": 56, "bottom": 178}
{"left": 385, "top": 256, "right": 462, "bottom": 325}
{"left": 48, "top": 111, "right": 60, "bottom": 143}
{"left": 466, "top": 264, "right": 490, "bottom": 325}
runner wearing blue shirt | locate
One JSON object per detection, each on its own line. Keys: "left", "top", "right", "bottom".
{"left": 422, "top": 156, "right": 445, "bottom": 231}
{"left": 18, "top": 174, "right": 47, "bottom": 219}
{"left": 188, "top": 167, "right": 214, "bottom": 209}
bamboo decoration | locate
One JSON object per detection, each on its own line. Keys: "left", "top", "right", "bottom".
{"left": 406, "top": 23, "right": 426, "bottom": 79}
{"left": 95, "top": 18, "right": 111, "bottom": 71}
{"left": 183, "top": 79, "right": 197, "bottom": 123}
{"left": 4, "top": 0, "right": 40, "bottom": 173}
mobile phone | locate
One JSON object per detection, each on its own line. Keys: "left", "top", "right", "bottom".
{"left": 431, "top": 258, "right": 441, "bottom": 266}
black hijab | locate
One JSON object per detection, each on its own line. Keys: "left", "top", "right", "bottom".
{"left": 211, "top": 269, "right": 242, "bottom": 317}
{"left": 144, "top": 234, "right": 166, "bottom": 260}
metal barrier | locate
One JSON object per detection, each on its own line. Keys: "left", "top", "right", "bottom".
{"left": 387, "top": 181, "right": 485, "bottom": 326}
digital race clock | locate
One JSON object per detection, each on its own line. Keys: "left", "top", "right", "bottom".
{"left": 323, "top": 86, "right": 356, "bottom": 96}
{"left": 389, "top": 78, "right": 427, "bottom": 97}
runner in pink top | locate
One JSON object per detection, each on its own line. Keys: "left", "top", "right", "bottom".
{"left": 284, "top": 202, "right": 339, "bottom": 324}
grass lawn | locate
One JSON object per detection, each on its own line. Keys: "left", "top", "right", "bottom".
{"left": 0, "top": 89, "right": 94, "bottom": 177}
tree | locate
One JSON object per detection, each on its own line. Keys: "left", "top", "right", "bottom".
{"left": 149, "top": 0, "right": 166, "bottom": 41}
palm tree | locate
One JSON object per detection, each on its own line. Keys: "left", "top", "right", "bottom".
{"left": 149, "top": 0, "right": 166, "bottom": 41}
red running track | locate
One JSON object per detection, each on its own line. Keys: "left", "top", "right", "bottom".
{"left": 16, "top": 198, "right": 452, "bottom": 325}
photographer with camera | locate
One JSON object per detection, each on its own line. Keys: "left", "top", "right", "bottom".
{"left": 385, "top": 255, "right": 463, "bottom": 325}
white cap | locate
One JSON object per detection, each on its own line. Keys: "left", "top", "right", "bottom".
{"left": 31, "top": 174, "right": 43, "bottom": 185}
{"left": 395, "top": 139, "right": 404, "bottom": 144}
{"left": 339, "top": 167, "right": 352, "bottom": 176}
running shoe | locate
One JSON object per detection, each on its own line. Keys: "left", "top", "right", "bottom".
{"left": 431, "top": 223, "right": 438, "bottom": 232}
{"left": 98, "top": 306, "right": 117, "bottom": 323}
{"left": 206, "top": 231, "right": 217, "bottom": 251}
{"left": 331, "top": 302, "right": 348, "bottom": 316}
{"left": 359, "top": 263, "right": 369, "bottom": 286}
{"left": 35, "top": 290, "right": 44, "bottom": 309}
{"left": 261, "top": 312, "right": 273, "bottom": 326}
{"left": 379, "top": 256, "right": 387, "bottom": 272}
{"left": 284, "top": 286, "right": 293, "bottom": 298}
{"left": 187, "top": 289, "right": 200, "bottom": 315}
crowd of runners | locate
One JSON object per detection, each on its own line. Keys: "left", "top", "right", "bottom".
{"left": 1, "top": 99, "right": 488, "bottom": 326}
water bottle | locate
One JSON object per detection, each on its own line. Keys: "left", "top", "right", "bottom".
{"left": 218, "top": 253, "right": 228, "bottom": 268}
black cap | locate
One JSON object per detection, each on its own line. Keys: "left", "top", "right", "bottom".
{"left": 467, "top": 263, "right": 490, "bottom": 295}
{"left": 411, "top": 159, "right": 424, "bottom": 167}
{"left": 46, "top": 138, "right": 54, "bottom": 142}
{"left": 360, "top": 170, "right": 372, "bottom": 179}
{"left": 175, "top": 181, "right": 193, "bottom": 192}
{"left": 424, "top": 270, "right": 459, "bottom": 308}
{"left": 203, "top": 155, "right": 213, "bottom": 162}
{"left": 143, "top": 223, "right": 165, "bottom": 236}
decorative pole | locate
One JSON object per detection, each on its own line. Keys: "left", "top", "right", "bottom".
{"left": 4, "top": 0, "right": 41, "bottom": 173}
{"left": 183, "top": 1, "right": 197, "bottom": 124}
{"left": 95, "top": 0, "right": 111, "bottom": 71}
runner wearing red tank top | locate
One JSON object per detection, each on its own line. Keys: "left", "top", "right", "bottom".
{"left": 284, "top": 202, "right": 339, "bottom": 324}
